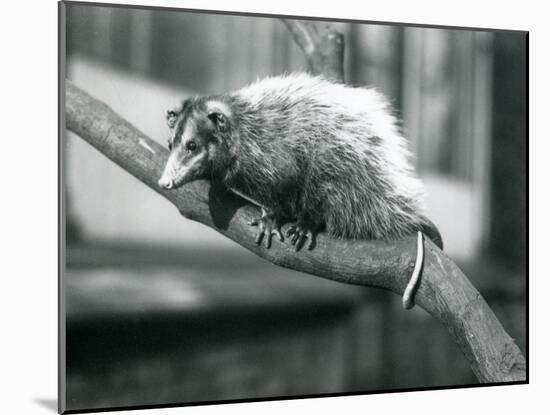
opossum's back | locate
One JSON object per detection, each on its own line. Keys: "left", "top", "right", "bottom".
{"left": 234, "top": 74, "right": 404, "bottom": 148}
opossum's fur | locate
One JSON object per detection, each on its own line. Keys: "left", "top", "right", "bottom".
{"left": 166, "top": 73, "right": 430, "bottom": 240}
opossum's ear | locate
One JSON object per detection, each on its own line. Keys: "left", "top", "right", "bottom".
{"left": 207, "top": 111, "right": 228, "bottom": 132}
{"left": 166, "top": 109, "right": 178, "bottom": 129}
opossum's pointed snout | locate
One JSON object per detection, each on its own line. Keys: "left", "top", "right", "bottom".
{"left": 158, "top": 176, "right": 174, "bottom": 190}
{"left": 158, "top": 162, "right": 193, "bottom": 190}
{"left": 158, "top": 166, "right": 177, "bottom": 189}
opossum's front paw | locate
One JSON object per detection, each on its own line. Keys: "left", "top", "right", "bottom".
{"left": 248, "top": 208, "right": 284, "bottom": 249}
{"left": 286, "top": 222, "right": 317, "bottom": 251}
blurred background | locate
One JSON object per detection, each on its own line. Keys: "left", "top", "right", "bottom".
{"left": 63, "top": 3, "right": 527, "bottom": 412}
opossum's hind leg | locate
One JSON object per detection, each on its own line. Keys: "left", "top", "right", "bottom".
{"left": 249, "top": 207, "right": 284, "bottom": 249}
{"left": 286, "top": 220, "right": 321, "bottom": 251}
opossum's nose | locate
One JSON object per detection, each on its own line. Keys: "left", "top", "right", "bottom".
{"left": 158, "top": 177, "right": 174, "bottom": 189}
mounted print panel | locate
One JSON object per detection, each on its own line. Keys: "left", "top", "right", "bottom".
{"left": 59, "top": 1, "right": 527, "bottom": 413}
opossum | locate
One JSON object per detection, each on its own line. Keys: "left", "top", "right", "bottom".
{"left": 158, "top": 73, "right": 442, "bottom": 308}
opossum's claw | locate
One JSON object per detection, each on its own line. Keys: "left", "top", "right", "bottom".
{"left": 249, "top": 210, "right": 283, "bottom": 248}
{"left": 286, "top": 227, "right": 297, "bottom": 239}
{"left": 272, "top": 229, "right": 284, "bottom": 242}
{"left": 253, "top": 221, "right": 266, "bottom": 246}
{"left": 290, "top": 231, "right": 300, "bottom": 245}
{"left": 264, "top": 225, "right": 283, "bottom": 248}
{"left": 287, "top": 223, "right": 316, "bottom": 251}
{"left": 295, "top": 233, "right": 308, "bottom": 251}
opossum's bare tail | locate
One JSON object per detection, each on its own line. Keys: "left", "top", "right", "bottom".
{"left": 402, "top": 220, "right": 443, "bottom": 310}
{"left": 403, "top": 232, "right": 424, "bottom": 310}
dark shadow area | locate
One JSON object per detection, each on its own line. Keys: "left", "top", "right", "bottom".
{"left": 208, "top": 181, "right": 248, "bottom": 231}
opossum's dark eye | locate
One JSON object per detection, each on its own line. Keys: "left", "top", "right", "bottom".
{"left": 186, "top": 141, "right": 197, "bottom": 152}
{"left": 167, "top": 140, "right": 172, "bottom": 151}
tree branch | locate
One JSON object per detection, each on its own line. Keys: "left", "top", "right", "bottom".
{"left": 282, "top": 19, "right": 345, "bottom": 82}
{"left": 65, "top": 81, "right": 525, "bottom": 383}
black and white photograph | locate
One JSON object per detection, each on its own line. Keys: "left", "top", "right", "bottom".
{"left": 59, "top": 1, "right": 527, "bottom": 413}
